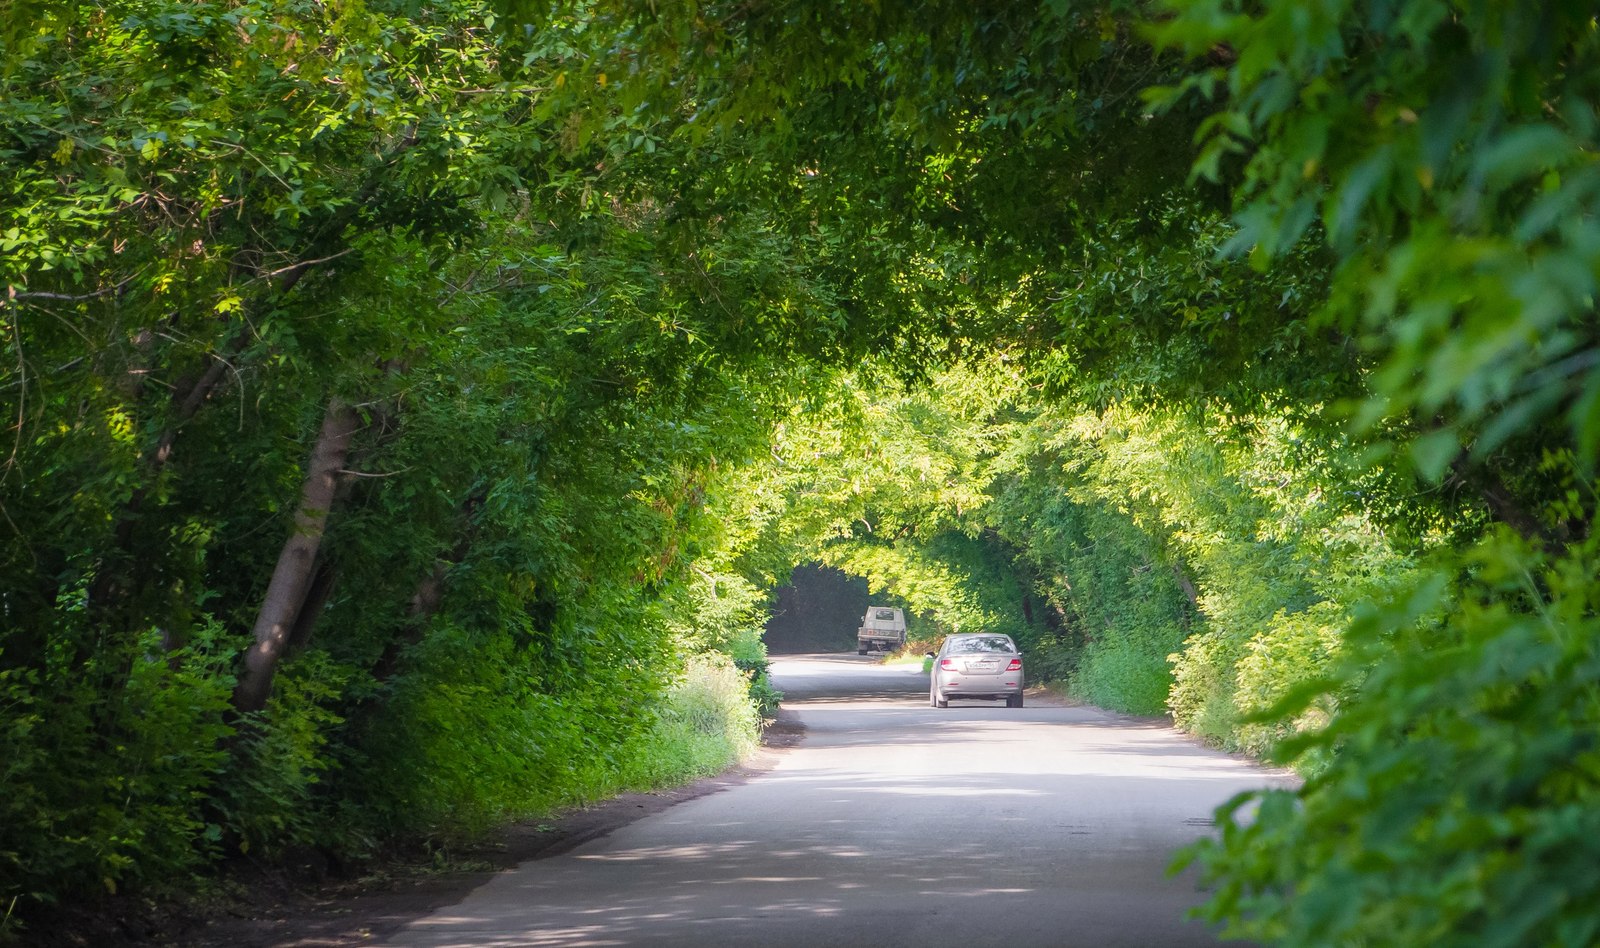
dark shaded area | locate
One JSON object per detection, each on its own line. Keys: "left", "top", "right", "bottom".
{"left": 763, "top": 564, "right": 870, "bottom": 654}
{"left": 42, "top": 717, "right": 809, "bottom": 948}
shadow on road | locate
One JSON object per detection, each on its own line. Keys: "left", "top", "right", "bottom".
{"left": 397, "top": 766, "right": 1244, "bottom": 947}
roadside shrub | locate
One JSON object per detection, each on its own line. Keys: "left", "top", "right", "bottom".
{"left": 1229, "top": 602, "right": 1346, "bottom": 757}
{"left": 1185, "top": 530, "right": 1600, "bottom": 946}
{"left": 1167, "top": 628, "right": 1244, "bottom": 748}
{"left": 211, "top": 651, "right": 352, "bottom": 859}
{"left": 353, "top": 608, "right": 666, "bottom": 839}
{"left": 989, "top": 477, "right": 1194, "bottom": 718}
{"left": 617, "top": 654, "right": 760, "bottom": 788}
{"left": 722, "top": 627, "right": 782, "bottom": 718}
{"left": 724, "top": 626, "right": 768, "bottom": 675}
{"left": 1071, "top": 627, "right": 1179, "bottom": 716}
{"left": 747, "top": 671, "right": 783, "bottom": 719}
{"left": 0, "top": 625, "right": 233, "bottom": 925}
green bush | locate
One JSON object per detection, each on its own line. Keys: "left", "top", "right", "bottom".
{"left": 1229, "top": 602, "right": 1346, "bottom": 757}
{"left": 746, "top": 671, "right": 783, "bottom": 719}
{"left": 1071, "top": 635, "right": 1178, "bottom": 717}
{"left": 991, "top": 474, "right": 1193, "bottom": 717}
{"left": 723, "top": 626, "right": 768, "bottom": 673}
{"left": 212, "top": 652, "right": 354, "bottom": 859}
{"left": 1184, "top": 530, "right": 1600, "bottom": 946}
{"left": 722, "top": 627, "right": 783, "bottom": 718}
{"left": 1166, "top": 629, "right": 1245, "bottom": 748}
{"left": 0, "top": 626, "right": 233, "bottom": 923}
{"left": 616, "top": 654, "right": 761, "bottom": 788}
{"left": 350, "top": 602, "right": 671, "bottom": 840}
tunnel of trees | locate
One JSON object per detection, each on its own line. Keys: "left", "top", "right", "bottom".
{"left": 2, "top": 1, "right": 1597, "bottom": 943}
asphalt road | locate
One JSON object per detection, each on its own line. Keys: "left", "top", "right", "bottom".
{"left": 390, "top": 653, "right": 1285, "bottom": 947}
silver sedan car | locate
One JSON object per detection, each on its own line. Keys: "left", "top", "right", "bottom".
{"left": 928, "top": 633, "right": 1024, "bottom": 708}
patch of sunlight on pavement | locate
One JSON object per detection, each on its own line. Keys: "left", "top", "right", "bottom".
{"left": 913, "top": 887, "right": 1039, "bottom": 898}
{"left": 576, "top": 842, "right": 751, "bottom": 862}
{"left": 847, "top": 785, "right": 1046, "bottom": 797}
{"left": 403, "top": 919, "right": 630, "bottom": 947}
{"left": 757, "top": 847, "right": 869, "bottom": 858}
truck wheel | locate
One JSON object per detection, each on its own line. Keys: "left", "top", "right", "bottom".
{"left": 857, "top": 646, "right": 868, "bottom": 656}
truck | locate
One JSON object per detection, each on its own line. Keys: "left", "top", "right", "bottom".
{"left": 857, "top": 606, "right": 907, "bottom": 655}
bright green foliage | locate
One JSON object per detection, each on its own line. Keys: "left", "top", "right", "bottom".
{"left": 1135, "top": 0, "right": 1600, "bottom": 938}
{"left": 773, "top": 356, "right": 1423, "bottom": 739}
{"left": 1184, "top": 529, "right": 1600, "bottom": 946}
{"left": 0, "top": 0, "right": 838, "bottom": 929}
{"left": 0, "top": 625, "right": 233, "bottom": 902}
{"left": 1151, "top": 0, "right": 1600, "bottom": 472}
{"left": 689, "top": 1, "right": 1600, "bottom": 922}
{"left": 620, "top": 653, "right": 763, "bottom": 787}
{"left": 989, "top": 465, "right": 1193, "bottom": 714}
{"left": 4, "top": 0, "right": 1599, "bottom": 942}
{"left": 716, "top": 628, "right": 784, "bottom": 720}
{"left": 825, "top": 532, "right": 1031, "bottom": 646}
{"left": 353, "top": 601, "right": 657, "bottom": 837}
{"left": 1060, "top": 403, "right": 1422, "bottom": 751}
{"left": 763, "top": 361, "right": 1037, "bottom": 654}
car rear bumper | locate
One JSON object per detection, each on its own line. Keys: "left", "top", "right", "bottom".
{"left": 939, "top": 674, "right": 1022, "bottom": 697}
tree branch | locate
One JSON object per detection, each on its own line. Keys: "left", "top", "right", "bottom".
{"left": 6, "top": 274, "right": 138, "bottom": 303}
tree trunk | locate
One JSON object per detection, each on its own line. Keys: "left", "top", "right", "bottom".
{"left": 1170, "top": 556, "right": 1200, "bottom": 630}
{"left": 1171, "top": 559, "right": 1200, "bottom": 609}
{"left": 284, "top": 557, "right": 338, "bottom": 657}
{"left": 232, "top": 398, "right": 360, "bottom": 712}
{"left": 89, "top": 246, "right": 345, "bottom": 625}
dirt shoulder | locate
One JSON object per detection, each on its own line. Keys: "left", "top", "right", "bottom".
{"left": 61, "top": 712, "right": 807, "bottom": 948}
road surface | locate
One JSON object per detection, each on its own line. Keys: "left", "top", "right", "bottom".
{"left": 391, "top": 653, "right": 1285, "bottom": 947}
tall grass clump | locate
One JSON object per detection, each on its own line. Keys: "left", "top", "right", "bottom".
{"left": 616, "top": 654, "right": 761, "bottom": 789}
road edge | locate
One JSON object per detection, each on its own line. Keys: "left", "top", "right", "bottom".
{"left": 171, "top": 709, "right": 808, "bottom": 947}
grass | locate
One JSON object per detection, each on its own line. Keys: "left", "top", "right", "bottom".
{"left": 614, "top": 654, "right": 760, "bottom": 790}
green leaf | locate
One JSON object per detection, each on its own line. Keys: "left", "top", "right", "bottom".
{"left": 1410, "top": 429, "right": 1459, "bottom": 483}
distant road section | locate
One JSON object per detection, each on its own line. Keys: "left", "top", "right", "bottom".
{"left": 390, "top": 654, "right": 1286, "bottom": 947}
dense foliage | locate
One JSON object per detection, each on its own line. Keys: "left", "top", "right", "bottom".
{"left": 3, "top": 0, "right": 1597, "bottom": 943}
{"left": 0, "top": 1, "right": 817, "bottom": 930}
{"left": 631, "top": 0, "right": 1600, "bottom": 940}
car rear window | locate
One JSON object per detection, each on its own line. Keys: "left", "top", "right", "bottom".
{"left": 950, "top": 636, "right": 1016, "bottom": 654}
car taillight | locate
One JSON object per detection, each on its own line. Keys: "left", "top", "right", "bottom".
{"left": 939, "top": 658, "right": 958, "bottom": 671}
{"left": 1006, "top": 658, "right": 1022, "bottom": 671}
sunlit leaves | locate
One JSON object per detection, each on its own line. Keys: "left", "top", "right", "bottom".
{"left": 0, "top": 0, "right": 837, "bottom": 918}
{"left": 1155, "top": 0, "right": 1600, "bottom": 471}
{"left": 1187, "top": 530, "right": 1600, "bottom": 946}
